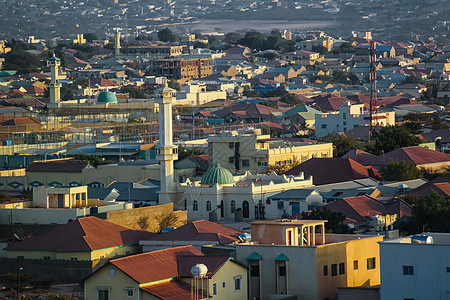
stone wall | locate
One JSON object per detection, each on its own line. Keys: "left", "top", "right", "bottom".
{"left": 104, "top": 203, "right": 187, "bottom": 232}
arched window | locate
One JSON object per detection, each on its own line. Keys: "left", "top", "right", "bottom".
{"left": 231, "top": 200, "right": 236, "bottom": 213}
{"left": 193, "top": 200, "right": 198, "bottom": 211}
{"left": 206, "top": 201, "right": 212, "bottom": 211}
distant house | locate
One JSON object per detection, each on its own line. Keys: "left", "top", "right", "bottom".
{"left": 282, "top": 50, "right": 323, "bottom": 65}
{"left": 140, "top": 220, "right": 245, "bottom": 252}
{"left": 84, "top": 245, "right": 248, "bottom": 300}
{"left": 284, "top": 157, "right": 380, "bottom": 185}
{"left": 408, "top": 176, "right": 450, "bottom": 199}
{"left": 324, "top": 195, "right": 412, "bottom": 230}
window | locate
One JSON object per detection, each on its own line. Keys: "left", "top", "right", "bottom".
{"left": 258, "top": 161, "right": 267, "bottom": 167}
{"left": 229, "top": 142, "right": 234, "bottom": 149}
{"left": 331, "top": 264, "right": 337, "bottom": 276}
{"left": 242, "top": 159, "right": 249, "bottom": 167}
{"left": 71, "top": 257, "right": 78, "bottom": 261}
{"left": 446, "top": 267, "right": 450, "bottom": 273}
{"left": 343, "top": 113, "right": 347, "bottom": 119}
{"left": 97, "top": 289, "right": 109, "bottom": 300}
{"left": 353, "top": 260, "right": 358, "bottom": 270}
{"left": 234, "top": 277, "right": 242, "bottom": 291}
{"left": 367, "top": 257, "right": 376, "bottom": 270}
{"left": 279, "top": 265, "right": 286, "bottom": 276}
{"left": 231, "top": 200, "right": 236, "bottom": 213}
{"left": 277, "top": 201, "right": 284, "bottom": 210}
{"left": 339, "top": 263, "right": 345, "bottom": 275}
{"left": 229, "top": 156, "right": 234, "bottom": 163}
{"left": 193, "top": 200, "right": 198, "bottom": 211}
{"left": 82, "top": 193, "right": 86, "bottom": 200}
{"left": 76, "top": 193, "right": 80, "bottom": 200}
{"left": 206, "top": 201, "right": 212, "bottom": 211}
{"left": 323, "top": 265, "right": 328, "bottom": 276}
{"left": 125, "top": 288, "right": 134, "bottom": 297}
{"left": 250, "top": 264, "right": 260, "bottom": 277}
{"left": 222, "top": 282, "right": 226, "bottom": 288}
{"left": 343, "top": 121, "right": 347, "bottom": 125}
{"left": 212, "top": 283, "right": 217, "bottom": 295}
{"left": 321, "top": 124, "right": 327, "bottom": 129}
{"left": 403, "top": 265, "right": 414, "bottom": 275}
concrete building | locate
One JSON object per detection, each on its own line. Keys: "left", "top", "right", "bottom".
{"left": 123, "top": 45, "right": 183, "bottom": 57}
{"left": 208, "top": 129, "right": 333, "bottom": 173}
{"left": 84, "top": 245, "right": 248, "bottom": 300}
{"left": 176, "top": 83, "right": 227, "bottom": 106}
{"left": 315, "top": 102, "right": 395, "bottom": 138}
{"left": 236, "top": 219, "right": 383, "bottom": 300}
{"left": 146, "top": 58, "right": 213, "bottom": 83}
{"left": 379, "top": 233, "right": 450, "bottom": 300}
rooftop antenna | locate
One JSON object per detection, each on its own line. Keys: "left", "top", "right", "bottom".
{"left": 369, "top": 40, "right": 377, "bottom": 134}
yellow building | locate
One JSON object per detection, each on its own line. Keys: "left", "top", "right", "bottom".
{"left": 236, "top": 219, "right": 383, "bottom": 300}
{"left": 0, "top": 40, "right": 11, "bottom": 54}
{"left": 84, "top": 245, "right": 248, "bottom": 300}
{"left": 208, "top": 130, "right": 333, "bottom": 173}
{"left": 5, "top": 216, "right": 155, "bottom": 265}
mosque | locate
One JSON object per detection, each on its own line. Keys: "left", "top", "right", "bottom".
{"left": 155, "top": 88, "right": 318, "bottom": 221}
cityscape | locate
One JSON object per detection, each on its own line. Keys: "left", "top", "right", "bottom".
{"left": 0, "top": 0, "right": 449, "bottom": 299}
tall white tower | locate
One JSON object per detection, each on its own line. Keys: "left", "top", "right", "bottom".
{"left": 115, "top": 31, "right": 121, "bottom": 57}
{"left": 47, "top": 54, "right": 62, "bottom": 108}
{"left": 155, "top": 87, "right": 178, "bottom": 205}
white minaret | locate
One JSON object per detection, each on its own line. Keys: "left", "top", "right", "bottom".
{"left": 115, "top": 31, "right": 121, "bottom": 57}
{"left": 155, "top": 86, "right": 178, "bottom": 205}
{"left": 47, "top": 54, "right": 62, "bottom": 108}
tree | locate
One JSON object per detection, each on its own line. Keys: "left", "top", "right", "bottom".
{"left": 177, "top": 146, "right": 207, "bottom": 161}
{"left": 412, "top": 191, "right": 450, "bottom": 233}
{"left": 167, "top": 80, "right": 180, "bottom": 91}
{"left": 2, "top": 51, "right": 42, "bottom": 74}
{"left": 339, "top": 42, "right": 355, "bottom": 53}
{"left": 238, "top": 31, "right": 266, "bottom": 51}
{"left": 60, "top": 86, "right": 73, "bottom": 101}
{"left": 267, "top": 161, "right": 300, "bottom": 175}
{"left": 243, "top": 89, "right": 262, "bottom": 98}
{"left": 326, "top": 133, "right": 366, "bottom": 157}
{"left": 194, "top": 41, "right": 210, "bottom": 49}
{"left": 401, "top": 121, "right": 423, "bottom": 135}
{"left": 121, "top": 85, "right": 145, "bottom": 98}
{"left": 370, "top": 125, "right": 421, "bottom": 155}
{"left": 71, "top": 154, "right": 107, "bottom": 166}
{"left": 331, "top": 70, "right": 349, "bottom": 83}
{"left": 301, "top": 208, "right": 355, "bottom": 234}
{"left": 380, "top": 160, "right": 422, "bottom": 181}
{"left": 224, "top": 32, "right": 242, "bottom": 44}
{"left": 312, "top": 45, "right": 328, "bottom": 55}
{"left": 402, "top": 76, "right": 425, "bottom": 85}
{"left": 83, "top": 33, "right": 98, "bottom": 42}
{"left": 157, "top": 28, "right": 179, "bottom": 42}
{"left": 348, "top": 72, "right": 359, "bottom": 85}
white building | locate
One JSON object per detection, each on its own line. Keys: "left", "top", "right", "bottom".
{"left": 315, "top": 102, "right": 395, "bottom": 138}
{"left": 176, "top": 83, "right": 227, "bottom": 106}
{"left": 379, "top": 233, "right": 450, "bottom": 300}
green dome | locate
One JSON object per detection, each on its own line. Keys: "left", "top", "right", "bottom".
{"left": 97, "top": 91, "right": 117, "bottom": 103}
{"left": 200, "top": 164, "right": 235, "bottom": 185}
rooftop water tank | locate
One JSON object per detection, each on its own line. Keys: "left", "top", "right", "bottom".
{"left": 411, "top": 234, "right": 433, "bottom": 244}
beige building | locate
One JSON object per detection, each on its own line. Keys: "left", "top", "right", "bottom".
{"left": 236, "top": 219, "right": 383, "bottom": 300}
{"left": 123, "top": 45, "right": 183, "bottom": 57}
{"left": 84, "top": 245, "right": 248, "bottom": 300}
{"left": 208, "top": 130, "right": 333, "bottom": 173}
{"left": 176, "top": 83, "right": 227, "bottom": 106}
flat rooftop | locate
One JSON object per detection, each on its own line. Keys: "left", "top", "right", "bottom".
{"left": 381, "top": 232, "right": 450, "bottom": 246}
{"left": 251, "top": 219, "right": 327, "bottom": 226}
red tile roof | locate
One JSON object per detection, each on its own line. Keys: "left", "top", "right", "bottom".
{"left": 325, "top": 196, "right": 412, "bottom": 225}
{"left": 1, "top": 116, "right": 41, "bottom": 126}
{"left": 374, "top": 146, "right": 450, "bottom": 166}
{"left": 141, "top": 280, "right": 203, "bottom": 300}
{"left": 110, "top": 246, "right": 203, "bottom": 283}
{"left": 6, "top": 216, "right": 155, "bottom": 252}
{"left": 186, "top": 155, "right": 209, "bottom": 170}
{"left": 310, "top": 95, "right": 355, "bottom": 112}
{"left": 284, "top": 157, "right": 379, "bottom": 185}
{"left": 26, "top": 159, "right": 88, "bottom": 173}
{"left": 147, "top": 220, "right": 244, "bottom": 244}
{"left": 342, "top": 149, "right": 378, "bottom": 165}
{"left": 409, "top": 177, "right": 450, "bottom": 198}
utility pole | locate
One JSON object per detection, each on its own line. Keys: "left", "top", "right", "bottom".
{"left": 369, "top": 40, "right": 377, "bottom": 133}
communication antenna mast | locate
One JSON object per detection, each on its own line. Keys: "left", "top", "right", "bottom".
{"left": 369, "top": 40, "right": 377, "bottom": 133}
